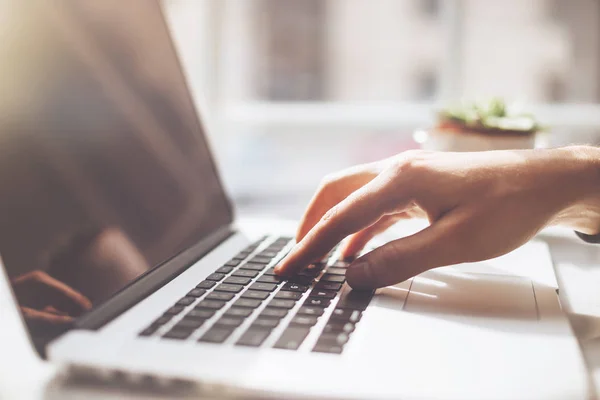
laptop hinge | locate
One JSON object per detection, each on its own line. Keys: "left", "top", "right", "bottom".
{"left": 74, "top": 225, "right": 235, "bottom": 330}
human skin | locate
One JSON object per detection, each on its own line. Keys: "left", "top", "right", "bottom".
{"left": 275, "top": 146, "right": 600, "bottom": 289}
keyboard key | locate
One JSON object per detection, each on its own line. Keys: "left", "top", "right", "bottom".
{"left": 224, "top": 307, "right": 254, "bottom": 318}
{"left": 309, "top": 289, "right": 337, "bottom": 299}
{"left": 268, "top": 241, "right": 286, "bottom": 248}
{"left": 258, "top": 250, "right": 279, "bottom": 258}
{"left": 257, "top": 275, "right": 284, "bottom": 284}
{"left": 185, "top": 308, "right": 215, "bottom": 320}
{"left": 164, "top": 305, "right": 185, "bottom": 315}
{"left": 241, "top": 263, "right": 266, "bottom": 271}
{"left": 187, "top": 288, "right": 207, "bottom": 298}
{"left": 241, "top": 290, "right": 270, "bottom": 300}
{"left": 323, "top": 322, "right": 355, "bottom": 334}
{"left": 250, "top": 256, "right": 272, "bottom": 264}
{"left": 232, "top": 269, "right": 259, "bottom": 278}
{"left": 249, "top": 282, "right": 278, "bottom": 292}
{"left": 234, "top": 298, "right": 262, "bottom": 309}
{"left": 304, "top": 298, "right": 331, "bottom": 308}
{"left": 139, "top": 325, "right": 159, "bottom": 336}
{"left": 297, "top": 306, "right": 324, "bottom": 317}
{"left": 273, "top": 327, "right": 311, "bottom": 350}
{"left": 320, "top": 274, "right": 346, "bottom": 283}
{"left": 225, "top": 259, "right": 241, "bottom": 267}
{"left": 196, "top": 280, "right": 216, "bottom": 290}
{"left": 287, "top": 276, "right": 314, "bottom": 286}
{"left": 153, "top": 315, "right": 173, "bottom": 325}
{"left": 196, "top": 299, "right": 226, "bottom": 310}
{"left": 298, "top": 268, "right": 322, "bottom": 278}
{"left": 176, "top": 296, "right": 196, "bottom": 306}
{"left": 318, "top": 332, "right": 350, "bottom": 346}
{"left": 260, "top": 308, "right": 288, "bottom": 319}
{"left": 263, "top": 267, "right": 276, "bottom": 276}
{"left": 252, "top": 318, "right": 280, "bottom": 329}
{"left": 330, "top": 261, "right": 349, "bottom": 268}
{"left": 330, "top": 309, "right": 362, "bottom": 323}
{"left": 206, "top": 273, "right": 226, "bottom": 281}
{"left": 312, "top": 342, "right": 344, "bottom": 354}
{"left": 172, "top": 319, "right": 204, "bottom": 330}
{"left": 269, "top": 299, "right": 296, "bottom": 309}
{"left": 325, "top": 267, "right": 346, "bottom": 276}
{"left": 290, "top": 315, "right": 319, "bottom": 327}
{"left": 199, "top": 327, "right": 234, "bottom": 343}
{"left": 216, "top": 266, "right": 234, "bottom": 274}
{"left": 306, "top": 262, "right": 326, "bottom": 271}
{"left": 214, "top": 317, "right": 244, "bottom": 328}
{"left": 314, "top": 282, "right": 343, "bottom": 292}
{"left": 214, "top": 283, "right": 244, "bottom": 293}
{"left": 224, "top": 276, "right": 253, "bottom": 286}
{"left": 206, "top": 292, "right": 235, "bottom": 301}
{"left": 337, "top": 288, "right": 373, "bottom": 311}
{"left": 282, "top": 282, "right": 309, "bottom": 292}
{"left": 274, "top": 291, "right": 303, "bottom": 301}
{"left": 236, "top": 328, "right": 271, "bottom": 347}
{"left": 163, "top": 329, "right": 193, "bottom": 340}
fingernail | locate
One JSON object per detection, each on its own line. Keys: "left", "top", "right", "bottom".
{"left": 346, "top": 260, "right": 372, "bottom": 289}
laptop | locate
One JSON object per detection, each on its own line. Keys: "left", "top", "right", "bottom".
{"left": 0, "top": 1, "right": 590, "bottom": 399}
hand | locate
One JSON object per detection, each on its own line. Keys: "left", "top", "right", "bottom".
{"left": 12, "top": 270, "right": 92, "bottom": 324}
{"left": 276, "top": 147, "right": 600, "bottom": 289}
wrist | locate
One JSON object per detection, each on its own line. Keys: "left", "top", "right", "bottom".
{"left": 551, "top": 146, "right": 600, "bottom": 234}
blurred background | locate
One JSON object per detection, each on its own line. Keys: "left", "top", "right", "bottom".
{"left": 163, "top": 0, "right": 600, "bottom": 219}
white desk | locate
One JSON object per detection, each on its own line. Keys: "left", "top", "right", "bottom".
{"left": 1, "top": 220, "right": 600, "bottom": 400}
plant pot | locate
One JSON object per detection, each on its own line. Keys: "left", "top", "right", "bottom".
{"left": 414, "top": 127, "right": 537, "bottom": 152}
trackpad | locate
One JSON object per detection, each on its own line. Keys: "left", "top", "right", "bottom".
{"left": 404, "top": 269, "right": 537, "bottom": 320}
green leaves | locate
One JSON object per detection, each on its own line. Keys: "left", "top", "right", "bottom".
{"left": 438, "top": 98, "right": 543, "bottom": 134}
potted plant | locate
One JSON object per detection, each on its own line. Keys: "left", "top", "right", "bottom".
{"left": 414, "top": 98, "right": 544, "bottom": 152}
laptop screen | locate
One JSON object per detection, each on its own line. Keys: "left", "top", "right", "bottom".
{"left": 0, "top": 1, "right": 232, "bottom": 348}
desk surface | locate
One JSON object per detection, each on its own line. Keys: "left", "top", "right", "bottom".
{"left": 1, "top": 219, "right": 600, "bottom": 400}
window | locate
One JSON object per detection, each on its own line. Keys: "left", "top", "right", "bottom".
{"left": 414, "top": 68, "right": 439, "bottom": 101}
{"left": 165, "top": 0, "right": 600, "bottom": 217}
{"left": 256, "top": 0, "right": 326, "bottom": 101}
{"left": 419, "top": 0, "right": 440, "bottom": 19}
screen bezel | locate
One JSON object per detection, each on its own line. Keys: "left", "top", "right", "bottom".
{"left": 4, "top": 0, "right": 236, "bottom": 357}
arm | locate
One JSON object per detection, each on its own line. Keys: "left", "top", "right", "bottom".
{"left": 276, "top": 146, "right": 600, "bottom": 289}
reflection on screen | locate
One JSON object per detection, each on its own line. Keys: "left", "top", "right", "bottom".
{"left": 0, "top": 1, "right": 232, "bottom": 347}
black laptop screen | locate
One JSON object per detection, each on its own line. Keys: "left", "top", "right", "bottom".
{"left": 0, "top": 1, "right": 232, "bottom": 347}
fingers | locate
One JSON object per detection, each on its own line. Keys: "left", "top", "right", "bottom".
{"left": 339, "top": 214, "right": 405, "bottom": 259}
{"left": 296, "top": 165, "right": 380, "bottom": 242}
{"left": 16, "top": 270, "right": 92, "bottom": 315}
{"left": 41, "top": 274, "right": 92, "bottom": 315}
{"left": 277, "top": 174, "right": 404, "bottom": 276}
{"left": 345, "top": 210, "right": 466, "bottom": 289}
{"left": 20, "top": 306, "right": 73, "bottom": 324}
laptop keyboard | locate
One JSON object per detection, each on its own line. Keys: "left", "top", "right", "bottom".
{"left": 138, "top": 236, "right": 373, "bottom": 354}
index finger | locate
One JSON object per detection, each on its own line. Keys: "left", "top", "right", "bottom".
{"left": 296, "top": 165, "right": 380, "bottom": 242}
{"left": 35, "top": 271, "right": 92, "bottom": 314}
{"left": 276, "top": 175, "right": 402, "bottom": 276}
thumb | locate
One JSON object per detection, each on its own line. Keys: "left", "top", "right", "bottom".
{"left": 345, "top": 212, "right": 465, "bottom": 289}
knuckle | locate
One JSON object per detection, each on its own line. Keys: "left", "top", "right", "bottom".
{"left": 30, "top": 270, "right": 46, "bottom": 280}
{"left": 321, "top": 205, "right": 340, "bottom": 224}
{"left": 318, "top": 173, "right": 339, "bottom": 190}
{"left": 389, "top": 152, "right": 429, "bottom": 177}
